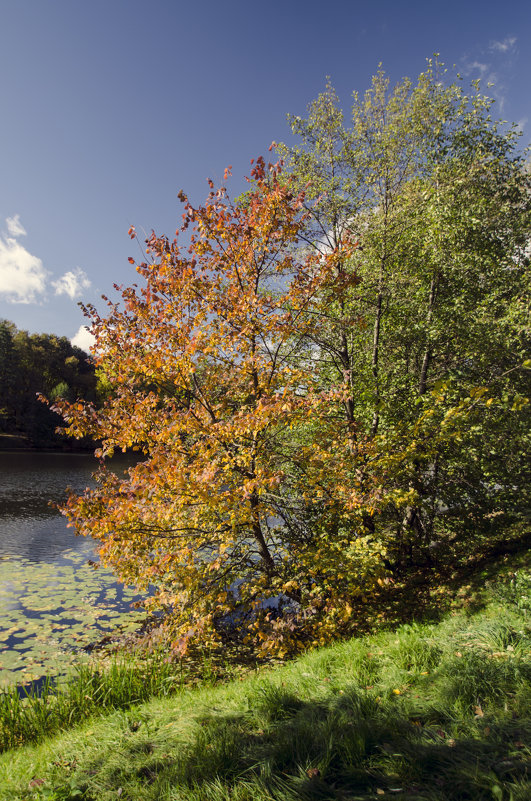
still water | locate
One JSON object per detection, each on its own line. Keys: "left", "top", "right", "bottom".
{"left": 0, "top": 451, "right": 102, "bottom": 562}
{"left": 0, "top": 451, "right": 147, "bottom": 687}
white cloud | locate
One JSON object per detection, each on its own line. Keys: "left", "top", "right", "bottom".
{"left": 6, "top": 214, "right": 27, "bottom": 238}
{"left": 0, "top": 216, "right": 48, "bottom": 303}
{"left": 468, "top": 60, "right": 489, "bottom": 78}
{"left": 0, "top": 216, "right": 93, "bottom": 306}
{"left": 490, "top": 37, "right": 517, "bottom": 53}
{"left": 52, "top": 267, "right": 91, "bottom": 300}
{"left": 71, "top": 325, "right": 95, "bottom": 354}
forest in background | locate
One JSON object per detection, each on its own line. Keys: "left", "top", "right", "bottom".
{"left": 0, "top": 319, "right": 97, "bottom": 448}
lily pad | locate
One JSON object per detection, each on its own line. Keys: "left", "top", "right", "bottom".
{"left": 0, "top": 551, "right": 149, "bottom": 686}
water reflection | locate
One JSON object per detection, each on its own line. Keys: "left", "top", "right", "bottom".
{"left": 0, "top": 451, "right": 131, "bottom": 562}
{"left": 0, "top": 450, "right": 146, "bottom": 686}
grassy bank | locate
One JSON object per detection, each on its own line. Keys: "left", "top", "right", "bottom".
{"left": 0, "top": 557, "right": 530, "bottom": 800}
{"left": 0, "top": 655, "right": 186, "bottom": 753}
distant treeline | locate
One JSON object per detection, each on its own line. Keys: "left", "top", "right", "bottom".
{"left": 0, "top": 319, "right": 98, "bottom": 448}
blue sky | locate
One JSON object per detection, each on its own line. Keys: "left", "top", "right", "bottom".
{"left": 1, "top": 0, "right": 529, "bottom": 351}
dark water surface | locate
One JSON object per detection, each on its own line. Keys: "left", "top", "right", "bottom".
{"left": 0, "top": 451, "right": 147, "bottom": 687}
{"left": 0, "top": 451, "right": 100, "bottom": 562}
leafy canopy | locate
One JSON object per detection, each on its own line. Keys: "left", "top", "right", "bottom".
{"left": 52, "top": 62, "right": 531, "bottom": 657}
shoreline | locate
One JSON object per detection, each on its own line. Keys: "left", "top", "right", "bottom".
{"left": 0, "top": 433, "right": 95, "bottom": 453}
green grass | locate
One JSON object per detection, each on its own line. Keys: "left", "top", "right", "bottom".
{"left": 0, "top": 654, "right": 189, "bottom": 753}
{"left": 1, "top": 559, "right": 530, "bottom": 800}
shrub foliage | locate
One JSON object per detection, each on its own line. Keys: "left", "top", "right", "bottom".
{"left": 51, "top": 64, "right": 531, "bottom": 656}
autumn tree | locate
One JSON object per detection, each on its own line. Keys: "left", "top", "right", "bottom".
{"left": 51, "top": 158, "right": 383, "bottom": 657}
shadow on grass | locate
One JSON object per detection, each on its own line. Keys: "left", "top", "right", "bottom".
{"left": 368, "top": 530, "right": 531, "bottom": 631}
{"left": 72, "top": 683, "right": 530, "bottom": 801}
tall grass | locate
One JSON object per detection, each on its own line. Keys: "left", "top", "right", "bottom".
{"left": 0, "top": 653, "right": 187, "bottom": 752}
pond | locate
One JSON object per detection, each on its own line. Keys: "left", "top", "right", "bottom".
{"left": 0, "top": 451, "right": 147, "bottom": 688}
